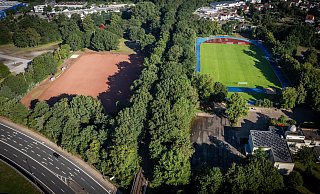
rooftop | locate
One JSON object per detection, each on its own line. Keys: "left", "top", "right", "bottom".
{"left": 301, "top": 128, "right": 320, "bottom": 141}
{"left": 250, "top": 130, "right": 293, "bottom": 163}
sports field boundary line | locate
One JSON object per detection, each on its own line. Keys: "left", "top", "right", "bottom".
{"left": 195, "top": 36, "right": 290, "bottom": 89}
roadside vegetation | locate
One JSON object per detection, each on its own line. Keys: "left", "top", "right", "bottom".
{"left": 0, "top": 0, "right": 319, "bottom": 193}
{"left": 0, "top": 160, "right": 41, "bottom": 194}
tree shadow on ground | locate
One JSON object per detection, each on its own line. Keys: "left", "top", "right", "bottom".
{"left": 44, "top": 93, "right": 77, "bottom": 107}
{"left": 242, "top": 44, "right": 281, "bottom": 88}
{"left": 191, "top": 135, "right": 244, "bottom": 170}
{"left": 98, "top": 54, "right": 143, "bottom": 113}
{"left": 281, "top": 106, "right": 320, "bottom": 125}
{"left": 124, "top": 40, "right": 141, "bottom": 54}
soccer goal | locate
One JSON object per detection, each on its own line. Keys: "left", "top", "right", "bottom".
{"left": 237, "top": 82, "right": 248, "bottom": 86}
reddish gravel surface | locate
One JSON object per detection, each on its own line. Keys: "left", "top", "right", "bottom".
{"left": 204, "top": 38, "right": 251, "bottom": 45}
{"left": 22, "top": 52, "right": 142, "bottom": 112}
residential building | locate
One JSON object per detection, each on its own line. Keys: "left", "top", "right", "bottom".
{"left": 305, "top": 14, "right": 315, "bottom": 24}
{"left": 246, "top": 129, "right": 294, "bottom": 174}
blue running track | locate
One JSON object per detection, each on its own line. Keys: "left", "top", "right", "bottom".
{"left": 195, "top": 36, "right": 290, "bottom": 94}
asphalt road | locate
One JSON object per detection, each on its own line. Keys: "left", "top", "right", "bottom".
{"left": 0, "top": 122, "right": 113, "bottom": 194}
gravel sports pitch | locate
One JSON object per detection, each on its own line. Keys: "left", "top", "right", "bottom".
{"left": 200, "top": 43, "right": 281, "bottom": 89}
{"left": 22, "top": 52, "right": 142, "bottom": 112}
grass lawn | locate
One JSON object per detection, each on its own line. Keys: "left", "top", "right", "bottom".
{"left": 114, "top": 38, "right": 137, "bottom": 55}
{"left": 0, "top": 160, "right": 41, "bottom": 194}
{"left": 200, "top": 43, "right": 281, "bottom": 89}
{"left": 228, "top": 92, "right": 272, "bottom": 102}
{"left": 0, "top": 41, "right": 61, "bottom": 59}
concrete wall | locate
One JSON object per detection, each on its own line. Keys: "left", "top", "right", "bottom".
{"left": 274, "top": 162, "right": 294, "bottom": 175}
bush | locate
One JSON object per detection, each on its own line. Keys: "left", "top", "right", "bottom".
{"left": 0, "top": 63, "right": 10, "bottom": 79}
{"left": 287, "top": 171, "right": 303, "bottom": 188}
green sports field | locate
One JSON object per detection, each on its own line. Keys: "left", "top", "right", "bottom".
{"left": 200, "top": 43, "right": 281, "bottom": 89}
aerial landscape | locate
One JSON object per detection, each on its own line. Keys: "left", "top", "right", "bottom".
{"left": 0, "top": 0, "right": 320, "bottom": 194}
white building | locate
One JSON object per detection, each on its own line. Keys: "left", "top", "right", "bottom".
{"left": 246, "top": 129, "right": 294, "bottom": 174}
{"left": 33, "top": 4, "right": 46, "bottom": 13}
{"left": 210, "top": 1, "right": 246, "bottom": 11}
{"left": 283, "top": 125, "right": 320, "bottom": 152}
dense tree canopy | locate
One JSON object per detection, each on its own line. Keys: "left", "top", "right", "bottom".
{"left": 91, "top": 30, "right": 119, "bottom": 51}
{"left": 226, "top": 93, "right": 248, "bottom": 125}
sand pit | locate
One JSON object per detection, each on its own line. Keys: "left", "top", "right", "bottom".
{"left": 22, "top": 52, "right": 142, "bottom": 112}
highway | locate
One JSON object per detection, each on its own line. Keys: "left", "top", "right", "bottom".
{"left": 0, "top": 122, "right": 115, "bottom": 194}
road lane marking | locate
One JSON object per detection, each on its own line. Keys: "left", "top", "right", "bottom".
{"left": 48, "top": 157, "right": 53, "bottom": 161}
{"left": 51, "top": 180, "right": 55, "bottom": 185}
{"left": 7, "top": 137, "right": 11, "bottom": 140}
{"left": 37, "top": 154, "right": 41, "bottom": 157}
{"left": 32, "top": 166, "right": 36, "bottom": 169}
{"left": 74, "top": 172, "right": 78, "bottom": 176}
{"left": 69, "top": 172, "right": 74, "bottom": 177}
{"left": 67, "top": 167, "right": 71, "bottom": 170}
{"left": 36, "top": 147, "right": 40, "bottom": 149}
{"left": 42, "top": 150, "right": 46, "bottom": 153}
{"left": 7, "top": 134, "right": 12, "bottom": 137}
{"left": 81, "top": 177, "right": 84, "bottom": 181}
{"left": 21, "top": 149, "right": 27, "bottom": 152}
{"left": 32, "top": 142, "right": 38, "bottom": 145}
{"left": 27, "top": 145, "right": 32, "bottom": 148}
{"left": 12, "top": 140, "right": 17, "bottom": 143}
{"left": 0, "top": 152, "right": 55, "bottom": 194}
{"left": 56, "top": 166, "right": 59, "bottom": 170}
{"left": 18, "top": 137, "right": 22, "bottom": 140}
{"left": 41, "top": 161, "right": 47, "bottom": 165}
{"left": 41, "top": 173, "right": 45, "bottom": 176}
{"left": 13, "top": 154, "right": 17, "bottom": 157}
{"left": 3, "top": 148, "right": 8, "bottom": 152}
{"left": 1, "top": 123, "right": 111, "bottom": 194}
{"left": 62, "top": 171, "right": 66, "bottom": 175}
{"left": 31, "top": 150, "right": 34, "bottom": 153}
{"left": 91, "top": 186, "right": 96, "bottom": 190}
{"left": 43, "top": 158, "right": 47, "bottom": 161}
{"left": 24, "top": 140, "right": 27, "bottom": 143}
{"left": 61, "top": 162, "right": 65, "bottom": 166}
{"left": 19, "top": 143, "right": 23, "bottom": 146}
{"left": 0, "top": 128, "right": 3, "bottom": 131}
{"left": 49, "top": 162, "right": 53, "bottom": 165}
{"left": 61, "top": 188, "right": 65, "bottom": 193}
{"left": 1, "top": 135, "right": 4, "bottom": 137}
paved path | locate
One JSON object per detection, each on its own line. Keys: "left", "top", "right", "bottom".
{"left": 0, "top": 54, "right": 31, "bottom": 73}
{"left": 0, "top": 118, "right": 118, "bottom": 194}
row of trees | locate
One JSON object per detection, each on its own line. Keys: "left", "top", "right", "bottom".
{"left": 252, "top": 13, "right": 320, "bottom": 111}
{"left": 0, "top": 44, "right": 70, "bottom": 99}
{"left": 0, "top": 15, "right": 60, "bottom": 47}
{"left": 193, "top": 150, "right": 285, "bottom": 194}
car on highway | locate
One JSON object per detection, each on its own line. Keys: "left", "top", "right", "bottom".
{"left": 53, "top": 152, "right": 60, "bottom": 158}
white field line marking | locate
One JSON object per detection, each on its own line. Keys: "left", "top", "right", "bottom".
{"left": 0, "top": 123, "right": 111, "bottom": 194}
{"left": 0, "top": 154, "right": 54, "bottom": 194}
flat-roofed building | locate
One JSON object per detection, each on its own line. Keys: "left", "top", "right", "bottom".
{"left": 246, "top": 129, "right": 294, "bottom": 174}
